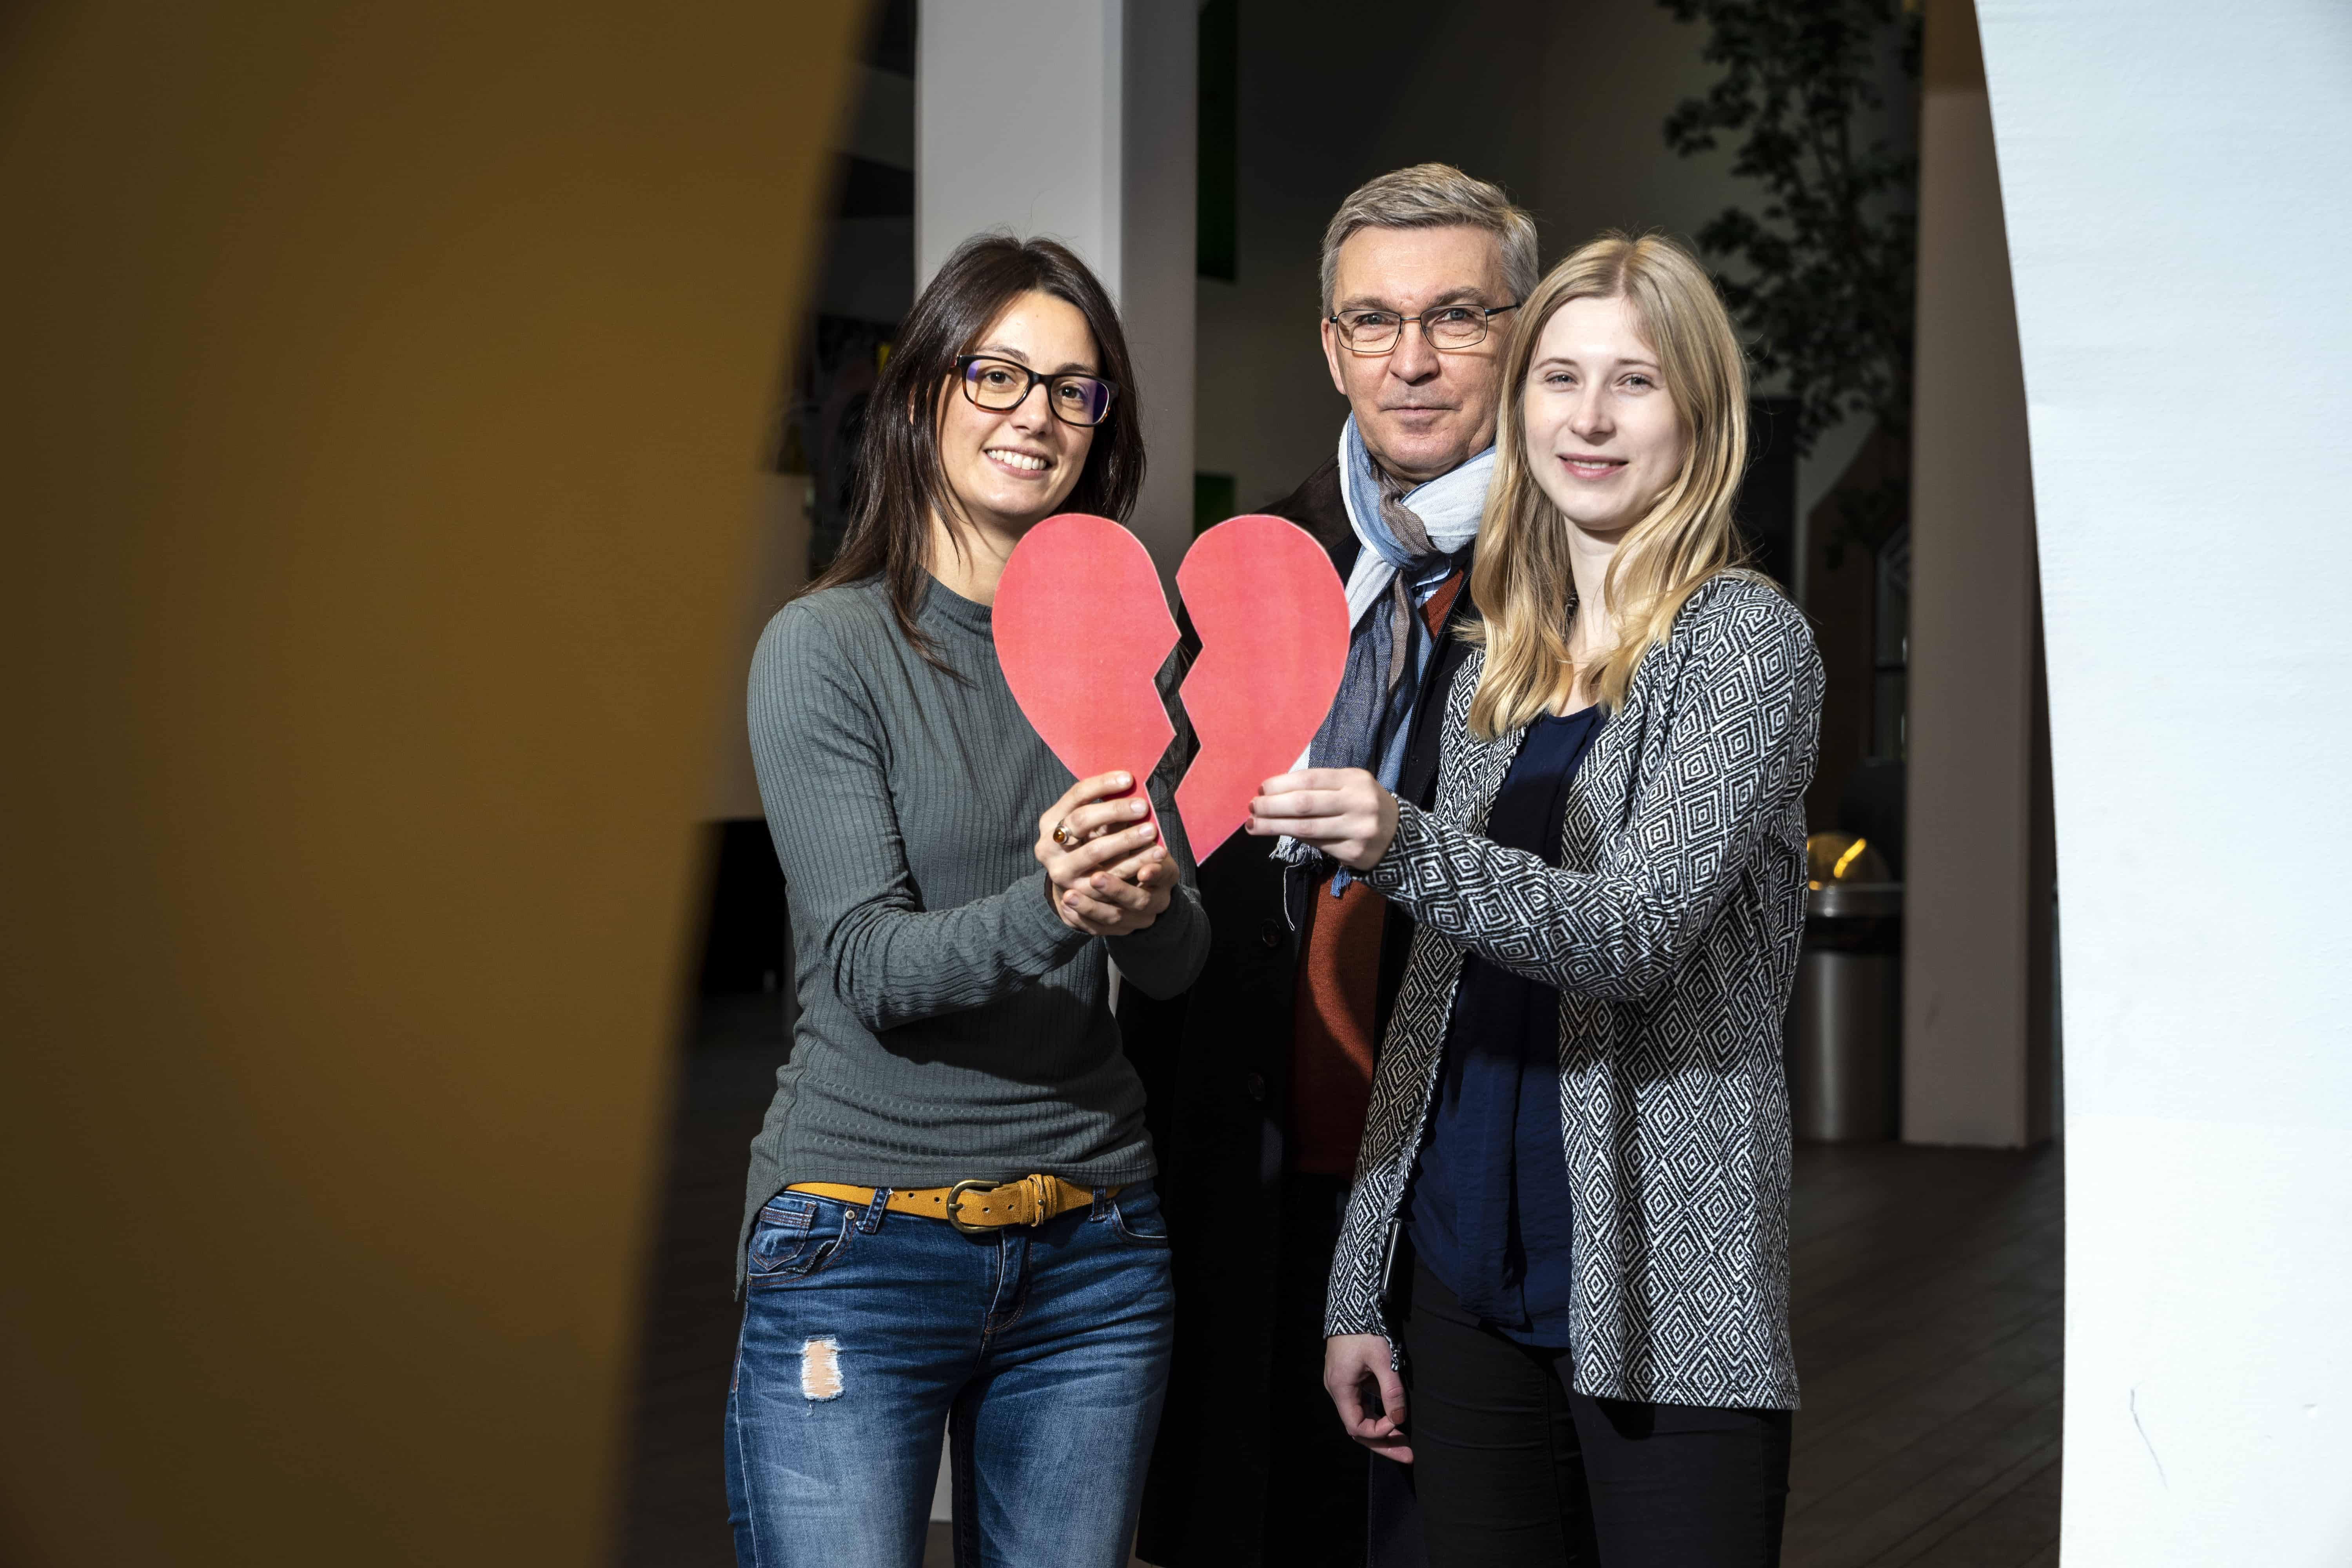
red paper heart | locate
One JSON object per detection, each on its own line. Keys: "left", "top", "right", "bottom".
{"left": 992, "top": 513, "right": 1180, "bottom": 825}
{"left": 1173, "top": 515, "right": 1351, "bottom": 858}
{"left": 993, "top": 512, "right": 1350, "bottom": 864}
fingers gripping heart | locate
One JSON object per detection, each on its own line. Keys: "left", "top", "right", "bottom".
{"left": 993, "top": 514, "right": 1351, "bottom": 862}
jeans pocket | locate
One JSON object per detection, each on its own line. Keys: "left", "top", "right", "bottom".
{"left": 1108, "top": 1182, "right": 1171, "bottom": 1246}
{"left": 746, "top": 1195, "right": 855, "bottom": 1287}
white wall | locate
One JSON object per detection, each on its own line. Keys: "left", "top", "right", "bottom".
{"left": 918, "top": 4, "right": 1123, "bottom": 287}
{"left": 1976, "top": 2, "right": 2352, "bottom": 1560}
{"left": 917, "top": 0, "right": 1195, "bottom": 578}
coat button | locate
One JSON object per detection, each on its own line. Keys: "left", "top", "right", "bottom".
{"left": 1259, "top": 920, "right": 1282, "bottom": 949}
{"left": 1245, "top": 1072, "right": 1267, "bottom": 1102}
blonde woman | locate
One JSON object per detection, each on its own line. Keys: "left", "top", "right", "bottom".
{"left": 1250, "top": 233, "right": 1821, "bottom": 1567}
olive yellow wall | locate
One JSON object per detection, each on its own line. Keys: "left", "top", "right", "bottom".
{"left": 0, "top": 4, "right": 862, "bottom": 1563}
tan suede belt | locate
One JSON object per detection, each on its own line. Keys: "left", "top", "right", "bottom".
{"left": 786, "top": 1175, "right": 1111, "bottom": 1235}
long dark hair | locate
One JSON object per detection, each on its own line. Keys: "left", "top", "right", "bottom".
{"left": 804, "top": 234, "right": 1145, "bottom": 668}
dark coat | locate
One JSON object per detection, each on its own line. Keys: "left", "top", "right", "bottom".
{"left": 1125, "top": 455, "right": 1476, "bottom": 1568}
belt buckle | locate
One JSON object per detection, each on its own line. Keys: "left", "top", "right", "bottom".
{"left": 944, "top": 1178, "right": 996, "bottom": 1235}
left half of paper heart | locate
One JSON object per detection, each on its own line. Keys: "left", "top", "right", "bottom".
{"left": 992, "top": 513, "right": 1181, "bottom": 849}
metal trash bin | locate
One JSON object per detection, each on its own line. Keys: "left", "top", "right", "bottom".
{"left": 1785, "top": 878, "right": 1903, "bottom": 1142}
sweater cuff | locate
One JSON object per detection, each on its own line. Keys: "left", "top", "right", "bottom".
{"left": 1011, "top": 866, "right": 1093, "bottom": 971}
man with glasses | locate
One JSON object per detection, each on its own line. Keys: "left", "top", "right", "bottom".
{"left": 1127, "top": 163, "right": 1536, "bottom": 1568}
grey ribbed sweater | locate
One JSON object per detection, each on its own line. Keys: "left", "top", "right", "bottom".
{"left": 739, "top": 573, "right": 1207, "bottom": 1264}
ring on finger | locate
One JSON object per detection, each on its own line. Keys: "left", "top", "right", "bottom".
{"left": 1051, "top": 819, "right": 1077, "bottom": 848}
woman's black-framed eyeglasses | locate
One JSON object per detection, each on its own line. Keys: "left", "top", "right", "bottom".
{"left": 953, "top": 354, "right": 1119, "bottom": 428}
{"left": 1327, "top": 301, "right": 1521, "bottom": 355}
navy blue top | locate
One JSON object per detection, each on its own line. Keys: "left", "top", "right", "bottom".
{"left": 1404, "top": 704, "right": 1606, "bottom": 1347}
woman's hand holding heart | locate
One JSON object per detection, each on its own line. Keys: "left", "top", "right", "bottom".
{"left": 1247, "top": 768, "right": 1399, "bottom": 871}
{"left": 1036, "top": 771, "right": 1175, "bottom": 936}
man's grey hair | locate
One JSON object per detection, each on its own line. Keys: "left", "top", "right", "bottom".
{"left": 1319, "top": 163, "right": 1539, "bottom": 315}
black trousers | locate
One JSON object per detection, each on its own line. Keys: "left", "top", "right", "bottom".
{"left": 1400, "top": 1260, "right": 1792, "bottom": 1568}
{"left": 1264, "top": 1172, "right": 1370, "bottom": 1567}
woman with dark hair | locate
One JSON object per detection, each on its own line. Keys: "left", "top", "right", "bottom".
{"left": 726, "top": 235, "right": 1208, "bottom": 1568}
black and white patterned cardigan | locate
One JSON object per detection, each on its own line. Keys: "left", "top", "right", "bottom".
{"left": 1327, "top": 573, "right": 1822, "bottom": 1410}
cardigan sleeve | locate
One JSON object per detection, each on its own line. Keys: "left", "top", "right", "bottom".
{"left": 1361, "top": 589, "right": 1821, "bottom": 1004}
{"left": 1102, "top": 769, "right": 1210, "bottom": 1000}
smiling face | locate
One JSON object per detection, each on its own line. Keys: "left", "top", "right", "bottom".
{"left": 1320, "top": 224, "right": 1513, "bottom": 483}
{"left": 936, "top": 289, "right": 1100, "bottom": 538}
{"left": 1521, "top": 292, "right": 1687, "bottom": 540}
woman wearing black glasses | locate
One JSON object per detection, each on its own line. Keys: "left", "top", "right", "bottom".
{"left": 726, "top": 235, "right": 1208, "bottom": 1568}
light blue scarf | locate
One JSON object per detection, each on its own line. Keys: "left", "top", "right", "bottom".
{"left": 1338, "top": 415, "right": 1494, "bottom": 590}
{"left": 1278, "top": 417, "right": 1495, "bottom": 889}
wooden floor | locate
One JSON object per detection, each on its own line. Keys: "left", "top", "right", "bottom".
{"left": 620, "top": 996, "right": 2062, "bottom": 1567}
{"left": 1781, "top": 1143, "right": 2063, "bottom": 1567}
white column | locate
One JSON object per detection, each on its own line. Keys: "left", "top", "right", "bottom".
{"left": 917, "top": 0, "right": 1197, "bottom": 579}
{"left": 1900, "top": 0, "right": 2046, "bottom": 1148}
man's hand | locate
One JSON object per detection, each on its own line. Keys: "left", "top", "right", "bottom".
{"left": 1323, "top": 1334, "right": 1412, "bottom": 1463}
{"left": 1247, "top": 768, "right": 1399, "bottom": 871}
{"left": 1034, "top": 771, "right": 1175, "bottom": 937}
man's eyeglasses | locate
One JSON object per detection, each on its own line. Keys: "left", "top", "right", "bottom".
{"left": 954, "top": 355, "right": 1119, "bottom": 428}
{"left": 1327, "top": 302, "right": 1521, "bottom": 355}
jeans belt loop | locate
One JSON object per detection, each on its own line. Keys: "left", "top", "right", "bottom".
{"left": 860, "top": 1186, "right": 891, "bottom": 1234}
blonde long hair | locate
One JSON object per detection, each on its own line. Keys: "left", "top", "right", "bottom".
{"left": 1466, "top": 232, "right": 1751, "bottom": 739}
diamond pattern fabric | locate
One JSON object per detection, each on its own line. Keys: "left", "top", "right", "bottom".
{"left": 1326, "top": 575, "right": 1822, "bottom": 1409}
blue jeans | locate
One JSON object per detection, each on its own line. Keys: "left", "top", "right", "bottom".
{"left": 725, "top": 1181, "right": 1175, "bottom": 1568}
